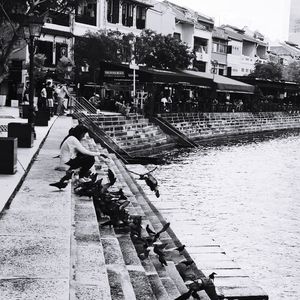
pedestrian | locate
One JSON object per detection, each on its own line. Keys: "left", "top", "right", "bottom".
{"left": 160, "top": 95, "right": 168, "bottom": 112}
{"left": 39, "top": 84, "right": 47, "bottom": 111}
{"left": 56, "top": 125, "right": 104, "bottom": 181}
{"left": 45, "top": 81, "right": 54, "bottom": 116}
{"left": 56, "top": 83, "right": 69, "bottom": 115}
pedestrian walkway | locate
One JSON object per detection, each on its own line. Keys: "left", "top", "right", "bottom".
{"left": 0, "top": 107, "right": 62, "bottom": 213}
{"left": 0, "top": 116, "right": 73, "bottom": 299}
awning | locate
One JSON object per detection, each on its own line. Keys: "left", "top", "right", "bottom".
{"left": 183, "top": 70, "right": 255, "bottom": 94}
{"left": 139, "top": 67, "right": 213, "bottom": 87}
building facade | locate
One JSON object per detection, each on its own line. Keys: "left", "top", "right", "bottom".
{"left": 3, "top": 0, "right": 272, "bottom": 105}
{"left": 289, "top": 0, "right": 300, "bottom": 45}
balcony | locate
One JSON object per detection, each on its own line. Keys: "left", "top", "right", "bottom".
{"left": 195, "top": 51, "right": 210, "bottom": 62}
{"left": 75, "top": 14, "right": 96, "bottom": 26}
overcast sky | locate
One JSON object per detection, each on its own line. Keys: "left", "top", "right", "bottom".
{"left": 167, "top": 0, "right": 291, "bottom": 42}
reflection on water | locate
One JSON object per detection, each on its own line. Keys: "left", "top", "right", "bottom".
{"left": 156, "top": 130, "right": 300, "bottom": 300}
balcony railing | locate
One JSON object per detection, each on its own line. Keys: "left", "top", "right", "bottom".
{"left": 75, "top": 14, "right": 96, "bottom": 26}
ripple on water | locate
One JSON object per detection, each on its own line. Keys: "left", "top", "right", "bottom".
{"left": 156, "top": 131, "right": 300, "bottom": 300}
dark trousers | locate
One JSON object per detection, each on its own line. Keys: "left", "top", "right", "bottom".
{"left": 66, "top": 154, "right": 95, "bottom": 178}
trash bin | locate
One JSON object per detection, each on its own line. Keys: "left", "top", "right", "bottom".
{"left": 8, "top": 123, "right": 34, "bottom": 148}
{"left": 0, "top": 137, "right": 17, "bottom": 174}
{"left": 35, "top": 110, "right": 49, "bottom": 126}
{"left": 19, "top": 105, "right": 30, "bottom": 119}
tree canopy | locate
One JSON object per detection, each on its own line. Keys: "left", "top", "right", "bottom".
{"left": 74, "top": 29, "right": 194, "bottom": 71}
{"left": 0, "top": 0, "right": 76, "bottom": 83}
{"left": 248, "top": 61, "right": 283, "bottom": 81}
{"left": 282, "top": 61, "right": 300, "bottom": 83}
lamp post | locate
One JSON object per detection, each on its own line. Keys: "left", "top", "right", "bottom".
{"left": 211, "top": 60, "right": 218, "bottom": 80}
{"left": 129, "top": 37, "right": 139, "bottom": 98}
{"left": 211, "top": 60, "right": 218, "bottom": 104}
{"left": 22, "top": 17, "right": 43, "bottom": 134}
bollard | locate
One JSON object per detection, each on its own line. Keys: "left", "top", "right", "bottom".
{"left": 0, "top": 137, "right": 17, "bottom": 174}
{"left": 8, "top": 123, "right": 34, "bottom": 148}
{"left": 35, "top": 110, "right": 49, "bottom": 126}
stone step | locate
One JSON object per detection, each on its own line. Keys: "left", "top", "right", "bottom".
{"left": 72, "top": 192, "right": 112, "bottom": 300}
{"left": 110, "top": 156, "right": 187, "bottom": 298}
{"left": 88, "top": 151, "right": 162, "bottom": 300}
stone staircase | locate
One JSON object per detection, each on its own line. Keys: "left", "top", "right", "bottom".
{"left": 92, "top": 114, "right": 177, "bottom": 156}
{"left": 72, "top": 138, "right": 211, "bottom": 300}
{"left": 159, "top": 112, "right": 300, "bottom": 141}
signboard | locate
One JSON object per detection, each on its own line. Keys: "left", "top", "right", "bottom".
{"left": 129, "top": 64, "right": 139, "bottom": 70}
{"left": 104, "top": 71, "right": 125, "bottom": 78}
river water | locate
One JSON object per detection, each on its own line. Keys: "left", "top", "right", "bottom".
{"left": 155, "top": 131, "right": 300, "bottom": 300}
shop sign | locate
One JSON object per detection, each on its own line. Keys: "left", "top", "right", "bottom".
{"left": 104, "top": 70, "right": 125, "bottom": 78}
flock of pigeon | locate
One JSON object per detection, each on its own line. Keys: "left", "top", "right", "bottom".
{"left": 49, "top": 167, "right": 219, "bottom": 300}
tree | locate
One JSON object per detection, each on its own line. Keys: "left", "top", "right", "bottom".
{"left": 282, "top": 61, "right": 300, "bottom": 83}
{"left": 134, "top": 29, "right": 194, "bottom": 70}
{"left": 74, "top": 30, "right": 129, "bottom": 68}
{"left": 74, "top": 29, "right": 195, "bottom": 71}
{"left": 0, "top": 0, "right": 77, "bottom": 83}
{"left": 249, "top": 61, "right": 283, "bottom": 81}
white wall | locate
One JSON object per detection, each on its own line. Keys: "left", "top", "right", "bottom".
{"left": 147, "top": 3, "right": 174, "bottom": 35}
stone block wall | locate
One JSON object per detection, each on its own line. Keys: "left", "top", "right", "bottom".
{"left": 160, "top": 112, "right": 300, "bottom": 140}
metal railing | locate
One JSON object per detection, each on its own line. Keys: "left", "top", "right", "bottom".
{"left": 73, "top": 96, "right": 98, "bottom": 115}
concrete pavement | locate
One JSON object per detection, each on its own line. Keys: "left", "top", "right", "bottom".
{"left": 0, "top": 115, "right": 73, "bottom": 299}
{"left": 0, "top": 107, "right": 63, "bottom": 213}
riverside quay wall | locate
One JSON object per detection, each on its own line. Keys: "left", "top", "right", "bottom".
{"left": 158, "top": 112, "right": 300, "bottom": 141}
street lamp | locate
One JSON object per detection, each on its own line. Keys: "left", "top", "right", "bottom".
{"left": 129, "top": 37, "right": 139, "bottom": 98}
{"left": 211, "top": 60, "right": 218, "bottom": 80}
{"left": 22, "top": 17, "right": 43, "bottom": 135}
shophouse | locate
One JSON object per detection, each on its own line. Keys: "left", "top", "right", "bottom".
{"left": 148, "top": 0, "right": 214, "bottom": 73}
{"left": 219, "top": 25, "right": 268, "bottom": 77}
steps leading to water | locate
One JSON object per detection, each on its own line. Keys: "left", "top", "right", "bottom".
{"left": 159, "top": 112, "right": 300, "bottom": 141}
{"left": 91, "top": 114, "right": 178, "bottom": 156}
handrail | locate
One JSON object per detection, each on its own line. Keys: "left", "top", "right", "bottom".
{"left": 73, "top": 110, "right": 132, "bottom": 164}
{"left": 152, "top": 116, "right": 198, "bottom": 148}
{"left": 75, "top": 96, "right": 98, "bottom": 114}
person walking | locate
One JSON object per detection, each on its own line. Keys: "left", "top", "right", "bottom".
{"left": 45, "top": 81, "right": 54, "bottom": 116}
{"left": 39, "top": 84, "right": 47, "bottom": 111}
{"left": 56, "top": 83, "right": 69, "bottom": 115}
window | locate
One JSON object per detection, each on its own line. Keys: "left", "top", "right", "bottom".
{"left": 122, "top": 2, "right": 133, "bottom": 27}
{"left": 46, "top": 10, "right": 69, "bottom": 26}
{"left": 194, "top": 37, "right": 208, "bottom": 53}
{"left": 107, "top": 0, "right": 120, "bottom": 24}
{"left": 36, "top": 40, "right": 54, "bottom": 67}
{"left": 173, "top": 32, "right": 181, "bottom": 41}
{"left": 75, "top": 0, "right": 97, "bottom": 26}
{"left": 136, "top": 6, "right": 146, "bottom": 29}
{"left": 212, "top": 41, "right": 227, "bottom": 53}
{"left": 56, "top": 43, "right": 68, "bottom": 64}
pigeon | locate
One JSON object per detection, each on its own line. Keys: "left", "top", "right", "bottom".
{"left": 146, "top": 224, "right": 156, "bottom": 235}
{"left": 108, "top": 169, "right": 116, "bottom": 185}
{"left": 49, "top": 181, "right": 69, "bottom": 190}
{"left": 89, "top": 172, "right": 98, "bottom": 183}
{"left": 174, "top": 244, "right": 186, "bottom": 253}
{"left": 158, "top": 254, "right": 168, "bottom": 266}
{"left": 153, "top": 243, "right": 168, "bottom": 256}
{"left": 153, "top": 222, "right": 170, "bottom": 242}
{"left": 128, "top": 167, "right": 160, "bottom": 197}
{"left": 209, "top": 272, "right": 217, "bottom": 282}
{"left": 177, "top": 260, "right": 194, "bottom": 267}
{"left": 175, "top": 289, "right": 193, "bottom": 300}
{"left": 59, "top": 170, "right": 74, "bottom": 182}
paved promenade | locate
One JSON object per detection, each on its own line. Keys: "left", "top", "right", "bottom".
{"left": 0, "top": 114, "right": 73, "bottom": 299}
{"left": 0, "top": 107, "right": 61, "bottom": 212}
